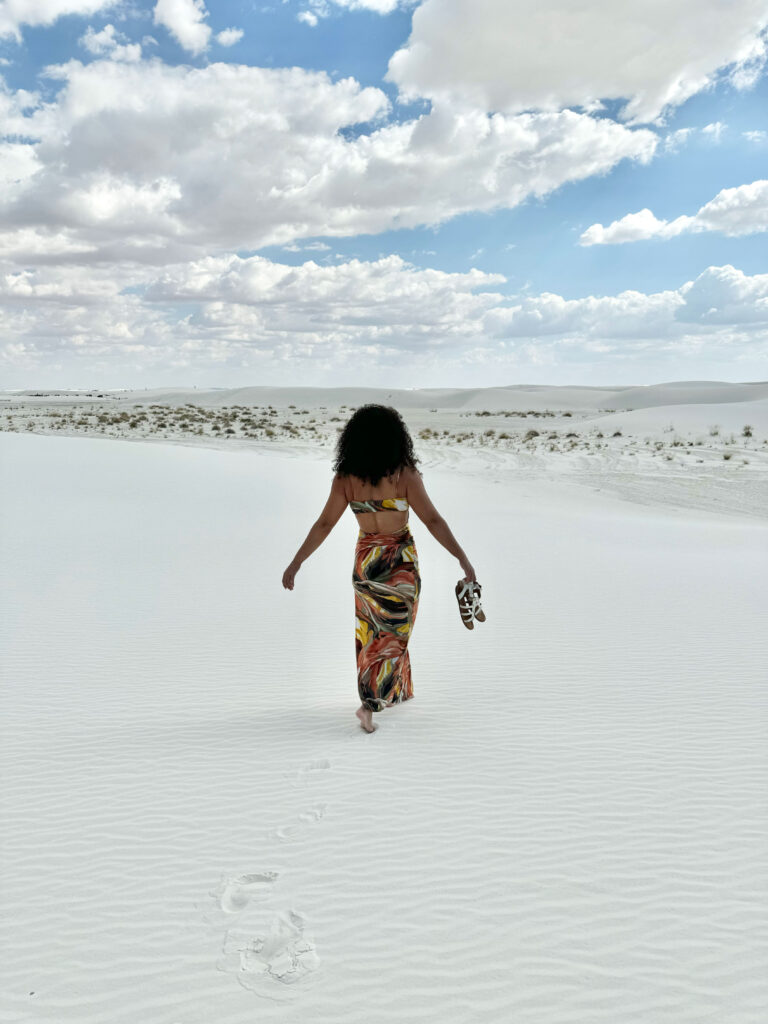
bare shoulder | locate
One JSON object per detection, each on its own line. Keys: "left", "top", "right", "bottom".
{"left": 332, "top": 471, "right": 350, "bottom": 499}
{"left": 401, "top": 464, "right": 425, "bottom": 495}
{"left": 402, "top": 464, "right": 439, "bottom": 524}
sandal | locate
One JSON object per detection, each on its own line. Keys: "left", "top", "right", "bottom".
{"left": 471, "top": 582, "right": 486, "bottom": 623}
{"left": 455, "top": 579, "right": 475, "bottom": 630}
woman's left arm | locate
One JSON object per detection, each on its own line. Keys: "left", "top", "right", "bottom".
{"left": 282, "top": 474, "right": 348, "bottom": 590}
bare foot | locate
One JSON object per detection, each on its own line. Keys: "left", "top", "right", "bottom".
{"left": 355, "top": 705, "right": 377, "bottom": 733}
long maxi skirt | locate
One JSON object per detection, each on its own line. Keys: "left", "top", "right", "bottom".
{"left": 353, "top": 523, "right": 421, "bottom": 712}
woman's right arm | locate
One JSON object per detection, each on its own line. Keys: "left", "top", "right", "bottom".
{"left": 405, "top": 468, "right": 476, "bottom": 582}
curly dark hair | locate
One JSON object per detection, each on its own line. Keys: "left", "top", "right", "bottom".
{"left": 332, "top": 404, "right": 421, "bottom": 486}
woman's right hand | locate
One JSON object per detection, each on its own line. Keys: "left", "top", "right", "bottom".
{"left": 460, "top": 558, "right": 477, "bottom": 583}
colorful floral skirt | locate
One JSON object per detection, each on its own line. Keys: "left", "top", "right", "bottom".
{"left": 353, "top": 524, "right": 421, "bottom": 712}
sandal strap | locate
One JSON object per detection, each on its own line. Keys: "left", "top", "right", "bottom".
{"left": 456, "top": 580, "right": 474, "bottom": 621}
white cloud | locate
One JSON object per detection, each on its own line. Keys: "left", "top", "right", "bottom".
{"left": 701, "top": 121, "right": 726, "bottom": 142}
{"left": 580, "top": 180, "right": 768, "bottom": 244}
{"left": 482, "top": 265, "right": 768, "bottom": 337}
{"left": 2, "top": 258, "right": 767, "bottom": 384}
{"left": 743, "top": 129, "right": 767, "bottom": 143}
{"left": 327, "top": 0, "right": 405, "bottom": 11}
{"left": 298, "top": 0, "right": 413, "bottom": 24}
{"left": 726, "top": 29, "right": 767, "bottom": 89}
{"left": 663, "top": 127, "right": 695, "bottom": 153}
{"left": 0, "top": 0, "right": 116, "bottom": 40}
{"left": 215, "top": 27, "right": 242, "bottom": 46}
{"left": 282, "top": 241, "right": 332, "bottom": 252}
{"left": 153, "top": 0, "right": 211, "bottom": 56}
{"left": 0, "top": 57, "right": 658, "bottom": 267}
{"left": 79, "top": 23, "right": 142, "bottom": 62}
{"left": 387, "top": 0, "right": 768, "bottom": 125}
{"left": 677, "top": 265, "right": 768, "bottom": 324}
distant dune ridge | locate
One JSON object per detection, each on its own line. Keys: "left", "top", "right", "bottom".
{"left": 5, "top": 378, "right": 768, "bottom": 411}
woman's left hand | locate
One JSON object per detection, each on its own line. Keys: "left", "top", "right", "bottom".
{"left": 282, "top": 561, "right": 300, "bottom": 590}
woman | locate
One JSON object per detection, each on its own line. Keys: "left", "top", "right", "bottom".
{"left": 282, "top": 404, "right": 476, "bottom": 733}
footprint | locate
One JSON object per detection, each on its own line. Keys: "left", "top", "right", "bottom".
{"left": 204, "top": 871, "right": 279, "bottom": 927}
{"left": 285, "top": 758, "right": 332, "bottom": 787}
{"left": 221, "top": 909, "right": 320, "bottom": 999}
{"left": 270, "top": 802, "right": 327, "bottom": 843}
{"left": 299, "top": 758, "right": 331, "bottom": 776}
{"left": 218, "top": 872, "right": 279, "bottom": 912}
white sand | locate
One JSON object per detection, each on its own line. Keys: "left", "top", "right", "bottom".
{"left": 1, "top": 405, "right": 767, "bottom": 1022}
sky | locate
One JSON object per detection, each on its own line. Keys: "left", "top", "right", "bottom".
{"left": 0, "top": 0, "right": 767, "bottom": 390}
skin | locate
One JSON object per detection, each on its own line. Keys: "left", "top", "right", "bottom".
{"left": 282, "top": 466, "right": 476, "bottom": 733}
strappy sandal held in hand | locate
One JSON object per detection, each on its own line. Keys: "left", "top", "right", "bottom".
{"left": 455, "top": 579, "right": 476, "bottom": 630}
{"left": 471, "top": 582, "right": 486, "bottom": 623}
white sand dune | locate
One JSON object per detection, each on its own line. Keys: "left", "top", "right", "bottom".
{"left": 3, "top": 381, "right": 768, "bottom": 523}
{"left": 1, "top": 430, "right": 766, "bottom": 1023}
{"left": 591, "top": 397, "right": 768, "bottom": 437}
{"left": 6, "top": 379, "right": 767, "bottom": 412}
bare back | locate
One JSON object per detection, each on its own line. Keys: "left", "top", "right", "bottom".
{"left": 344, "top": 467, "right": 410, "bottom": 535}
{"left": 341, "top": 465, "right": 443, "bottom": 536}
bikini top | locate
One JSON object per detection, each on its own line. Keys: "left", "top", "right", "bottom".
{"left": 348, "top": 469, "right": 408, "bottom": 516}
{"left": 349, "top": 497, "right": 409, "bottom": 515}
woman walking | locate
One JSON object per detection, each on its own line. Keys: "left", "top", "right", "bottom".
{"left": 282, "top": 405, "right": 476, "bottom": 733}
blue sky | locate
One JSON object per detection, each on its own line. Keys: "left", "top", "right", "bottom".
{"left": 0, "top": 0, "right": 766, "bottom": 388}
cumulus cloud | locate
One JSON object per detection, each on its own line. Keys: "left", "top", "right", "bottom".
{"left": 0, "top": 0, "right": 116, "bottom": 40}
{"left": 2, "top": 258, "right": 767, "bottom": 384}
{"left": 79, "top": 24, "right": 142, "bottom": 62}
{"left": 580, "top": 180, "right": 768, "bottom": 244}
{"left": 481, "top": 265, "right": 768, "bottom": 340}
{"left": 153, "top": 0, "right": 211, "bottom": 55}
{"left": 387, "top": 0, "right": 768, "bottom": 125}
{"left": 677, "top": 265, "right": 768, "bottom": 324}
{"left": 215, "top": 27, "right": 242, "bottom": 47}
{"left": 0, "top": 57, "right": 658, "bottom": 267}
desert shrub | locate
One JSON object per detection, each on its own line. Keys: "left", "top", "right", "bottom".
{"left": 743, "top": 425, "right": 753, "bottom": 437}
{"left": 523, "top": 429, "right": 539, "bottom": 442}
